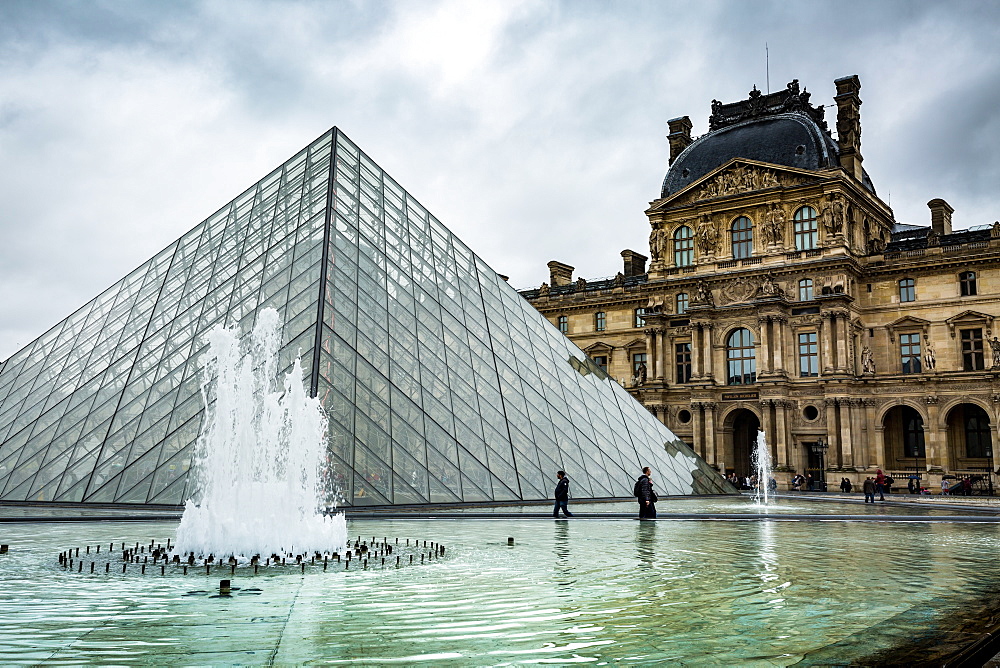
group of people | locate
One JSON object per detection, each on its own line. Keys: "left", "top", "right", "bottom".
{"left": 553, "top": 467, "right": 658, "bottom": 519}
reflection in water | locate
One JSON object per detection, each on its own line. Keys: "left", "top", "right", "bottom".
{"left": 635, "top": 520, "right": 657, "bottom": 569}
{"left": 2, "top": 517, "right": 1000, "bottom": 665}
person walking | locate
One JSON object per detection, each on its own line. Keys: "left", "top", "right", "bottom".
{"left": 553, "top": 470, "right": 573, "bottom": 518}
{"left": 875, "top": 469, "right": 886, "bottom": 501}
{"left": 941, "top": 478, "right": 951, "bottom": 496}
{"left": 863, "top": 477, "right": 876, "bottom": 503}
{"left": 634, "top": 467, "right": 657, "bottom": 519}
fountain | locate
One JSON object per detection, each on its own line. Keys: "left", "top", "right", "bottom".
{"left": 753, "top": 428, "right": 773, "bottom": 505}
{"left": 173, "top": 308, "right": 346, "bottom": 559}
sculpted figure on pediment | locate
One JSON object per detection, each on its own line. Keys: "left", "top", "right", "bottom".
{"left": 698, "top": 165, "right": 781, "bottom": 201}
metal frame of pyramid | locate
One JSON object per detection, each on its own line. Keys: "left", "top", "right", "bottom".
{"left": 0, "top": 128, "right": 734, "bottom": 506}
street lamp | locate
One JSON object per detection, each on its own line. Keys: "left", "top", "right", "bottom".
{"left": 809, "top": 438, "right": 829, "bottom": 492}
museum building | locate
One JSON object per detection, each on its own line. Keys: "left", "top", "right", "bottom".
{"left": 522, "top": 75, "right": 1000, "bottom": 491}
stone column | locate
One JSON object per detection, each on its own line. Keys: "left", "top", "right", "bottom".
{"left": 839, "top": 399, "right": 854, "bottom": 467}
{"left": 864, "top": 399, "right": 879, "bottom": 468}
{"left": 704, "top": 402, "right": 717, "bottom": 465}
{"left": 692, "top": 401, "right": 705, "bottom": 459}
{"left": 703, "top": 324, "right": 715, "bottom": 380}
{"left": 760, "top": 399, "right": 775, "bottom": 459}
{"left": 644, "top": 328, "right": 657, "bottom": 380}
{"left": 924, "top": 397, "right": 945, "bottom": 470}
{"left": 775, "top": 400, "right": 790, "bottom": 469}
{"left": 835, "top": 312, "right": 849, "bottom": 372}
{"left": 758, "top": 317, "right": 772, "bottom": 374}
{"left": 665, "top": 333, "right": 676, "bottom": 384}
{"left": 774, "top": 316, "right": 787, "bottom": 374}
{"left": 656, "top": 329, "right": 667, "bottom": 383}
{"left": 691, "top": 324, "right": 703, "bottom": 379}
{"left": 825, "top": 398, "right": 840, "bottom": 466}
{"left": 821, "top": 312, "right": 835, "bottom": 373}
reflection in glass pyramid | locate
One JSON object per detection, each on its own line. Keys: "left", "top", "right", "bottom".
{"left": 0, "top": 129, "right": 733, "bottom": 506}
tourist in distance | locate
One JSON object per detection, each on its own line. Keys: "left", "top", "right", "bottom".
{"left": 634, "top": 467, "right": 657, "bottom": 519}
{"left": 863, "top": 477, "right": 876, "bottom": 503}
{"left": 874, "top": 469, "right": 887, "bottom": 501}
{"left": 840, "top": 477, "right": 853, "bottom": 494}
{"left": 553, "top": 470, "right": 573, "bottom": 518}
{"left": 941, "top": 478, "right": 951, "bottom": 495}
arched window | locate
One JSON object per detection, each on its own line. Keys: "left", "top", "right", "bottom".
{"left": 902, "top": 406, "right": 926, "bottom": 458}
{"left": 964, "top": 404, "right": 992, "bottom": 458}
{"left": 595, "top": 311, "right": 606, "bottom": 332}
{"left": 960, "top": 271, "right": 978, "bottom": 296}
{"left": 673, "top": 226, "right": 694, "bottom": 267}
{"left": 731, "top": 217, "right": 753, "bottom": 258}
{"left": 794, "top": 206, "right": 818, "bottom": 250}
{"left": 726, "top": 328, "right": 756, "bottom": 385}
{"left": 798, "top": 278, "right": 813, "bottom": 301}
{"left": 676, "top": 292, "right": 689, "bottom": 314}
{"left": 899, "top": 278, "right": 915, "bottom": 303}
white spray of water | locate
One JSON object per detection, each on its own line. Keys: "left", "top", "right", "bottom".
{"left": 173, "top": 308, "right": 346, "bottom": 558}
{"left": 753, "top": 429, "right": 773, "bottom": 506}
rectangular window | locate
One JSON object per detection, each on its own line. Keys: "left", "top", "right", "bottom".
{"left": 960, "top": 271, "right": 978, "bottom": 296}
{"left": 900, "top": 333, "right": 922, "bottom": 374}
{"left": 634, "top": 308, "right": 648, "bottom": 328}
{"left": 557, "top": 315, "right": 568, "bottom": 335}
{"left": 899, "top": 278, "right": 915, "bottom": 303}
{"left": 798, "top": 332, "right": 818, "bottom": 377}
{"left": 676, "top": 293, "right": 688, "bottom": 315}
{"left": 592, "top": 355, "right": 608, "bottom": 372}
{"left": 798, "top": 279, "right": 813, "bottom": 301}
{"left": 675, "top": 343, "right": 692, "bottom": 383}
{"left": 961, "top": 328, "right": 985, "bottom": 371}
{"left": 632, "top": 353, "right": 647, "bottom": 376}
{"left": 595, "top": 311, "right": 606, "bottom": 332}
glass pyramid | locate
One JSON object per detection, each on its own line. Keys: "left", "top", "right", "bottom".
{"left": 0, "top": 129, "right": 732, "bottom": 506}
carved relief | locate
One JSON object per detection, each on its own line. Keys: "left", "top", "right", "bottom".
{"left": 691, "top": 280, "right": 715, "bottom": 306}
{"left": 755, "top": 273, "right": 785, "bottom": 298}
{"left": 720, "top": 276, "right": 758, "bottom": 305}
{"left": 697, "top": 164, "right": 782, "bottom": 201}
{"left": 762, "top": 204, "right": 786, "bottom": 247}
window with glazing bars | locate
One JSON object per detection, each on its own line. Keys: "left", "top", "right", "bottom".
{"left": 960, "top": 271, "right": 978, "bottom": 296}
{"left": 557, "top": 315, "right": 568, "bottom": 334}
{"left": 675, "top": 342, "right": 691, "bottom": 383}
{"left": 676, "top": 292, "right": 688, "bottom": 314}
{"left": 595, "top": 311, "right": 606, "bottom": 331}
{"left": 798, "top": 279, "right": 813, "bottom": 301}
{"left": 900, "top": 333, "right": 921, "bottom": 373}
{"left": 731, "top": 217, "right": 753, "bottom": 258}
{"left": 798, "top": 332, "right": 818, "bottom": 377}
{"left": 674, "top": 226, "right": 694, "bottom": 267}
{"left": 961, "top": 328, "right": 985, "bottom": 371}
{"left": 794, "top": 206, "right": 818, "bottom": 250}
{"left": 899, "top": 278, "right": 915, "bottom": 302}
{"left": 726, "top": 328, "right": 756, "bottom": 385}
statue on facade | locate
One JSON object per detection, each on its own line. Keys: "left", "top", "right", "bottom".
{"left": 612, "top": 272, "right": 624, "bottom": 288}
{"left": 821, "top": 195, "right": 843, "bottom": 237}
{"left": 576, "top": 277, "right": 587, "bottom": 290}
{"left": 538, "top": 282, "right": 550, "bottom": 296}
{"left": 861, "top": 346, "right": 876, "bottom": 374}
{"left": 696, "top": 215, "right": 719, "bottom": 255}
{"left": 763, "top": 205, "right": 785, "bottom": 246}
{"left": 636, "top": 362, "right": 647, "bottom": 386}
{"left": 990, "top": 337, "right": 1000, "bottom": 368}
{"left": 649, "top": 227, "right": 661, "bottom": 260}
{"left": 692, "top": 279, "right": 714, "bottom": 306}
{"left": 924, "top": 344, "right": 936, "bottom": 371}
{"left": 756, "top": 272, "right": 784, "bottom": 298}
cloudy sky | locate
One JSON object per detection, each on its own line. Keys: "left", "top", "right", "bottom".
{"left": 1, "top": 0, "right": 998, "bottom": 360}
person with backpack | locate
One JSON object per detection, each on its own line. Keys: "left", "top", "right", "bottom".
{"left": 634, "top": 467, "right": 657, "bottom": 519}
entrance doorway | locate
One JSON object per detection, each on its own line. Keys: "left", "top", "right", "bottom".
{"left": 804, "top": 442, "right": 827, "bottom": 491}
{"left": 731, "top": 409, "right": 760, "bottom": 479}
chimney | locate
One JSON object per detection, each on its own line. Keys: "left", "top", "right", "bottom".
{"left": 927, "top": 199, "right": 954, "bottom": 236}
{"left": 621, "top": 249, "right": 648, "bottom": 277}
{"left": 834, "top": 75, "right": 863, "bottom": 181}
{"left": 667, "top": 116, "right": 693, "bottom": 165}
{"left": 547, "top": 261, "right": 574, "bottom": 287}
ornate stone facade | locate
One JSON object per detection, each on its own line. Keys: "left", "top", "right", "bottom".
{"left": 522, "top": 75, "right": 1000, "bottom": 492}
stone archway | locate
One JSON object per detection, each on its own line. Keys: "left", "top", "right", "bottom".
{"left": 945, "top": 403, "right": 993, "bottom": 473}
{"left": 728, "top": 409, "right": 760, "bottom": 479}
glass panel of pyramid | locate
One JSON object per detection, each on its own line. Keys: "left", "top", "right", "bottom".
{"left": 0, "top": 128, "right": 733, "bottom": 506}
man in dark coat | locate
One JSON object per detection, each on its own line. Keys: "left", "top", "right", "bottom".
{"left": 553, "top": 471, "right": 573, "bottom": 518}
{"left": 862, "top": 477, "right": 876, "bottom": 503}
{"left": 634, "top": 467, "right": 657, "bottom": 519}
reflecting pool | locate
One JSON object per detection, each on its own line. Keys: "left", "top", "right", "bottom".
{"left": 2, "top": 503, "right": 999, "bottom": 665}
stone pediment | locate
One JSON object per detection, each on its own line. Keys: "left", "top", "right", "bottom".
{"left": 650, "top": 159, "right": 823, "bottom": 211}
{"left": 583, "top": 341, "right": 615, "bottom": 354}
{"left": 622, "top": 338, "right": 646, "bottom": 350}
{"left": 886, "top": 316, "right": 931, "bottom": 342}
{"left": 945, "top": 310, "right": 995, "bottom": 337}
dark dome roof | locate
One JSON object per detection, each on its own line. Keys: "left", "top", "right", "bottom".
{"left": 661, "top": 112, "right": 875, "bottom": 197}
